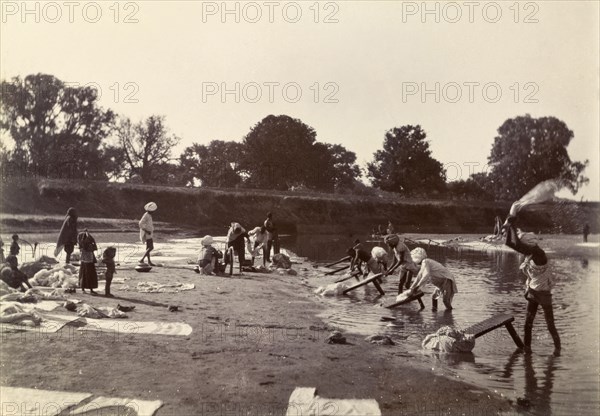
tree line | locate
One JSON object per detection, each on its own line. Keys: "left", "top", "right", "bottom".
{"left": 0, "top": 74, "right": 589, "bottom": 201}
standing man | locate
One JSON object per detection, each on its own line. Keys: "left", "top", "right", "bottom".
{"left": 264, "top": 212, "right": 276, "bottom": 262}
{"left": 384, "top": 234, "right": 419, "bottom": 294}
{"left": 0, "top": 237, "right": 5, "bottom": 263}
{"left": 386, "top": 220, "right": 395, "bottom": 235}
{"left": 139, "top": 202, "right": 157, "bottom": 266}
{"left": 583, "top": 223, "right": 590, "bottom": 243}
{"left": 408, "top": 248, "right": 458, "bottom": 311}
{"left": 249, "top": 226, "right": 269, "bottom": 266}
{"left": 227, "top": 222, "right": 251, "bottom": 274}
{"left": 504, "top": 215, "right": 561, "bottom": 356}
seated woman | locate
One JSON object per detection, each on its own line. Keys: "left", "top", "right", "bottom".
{"left": 408, "top": 248, "right": 458, "bottom": 310}
{"left": 198, "top": 235, "right": 222, "bottom": 275}
{"left": 384, "top": 234, "right": 419, "bottom": 294}
{"left": 504, "top": 215, "right": 561, "bottom": 356}
{"left": 0, "top": 255, "right": 33, "bottom": 292}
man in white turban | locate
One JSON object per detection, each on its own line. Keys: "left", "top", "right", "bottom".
{"left": 408, "top": 248, "right": 458, "bottom": 310}
{"left": 139, "top": 202, "right": 157, "bottom": 265}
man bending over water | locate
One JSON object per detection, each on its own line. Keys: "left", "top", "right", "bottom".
{"left": 504, "top": 215, "right": 561, "bottom": 356}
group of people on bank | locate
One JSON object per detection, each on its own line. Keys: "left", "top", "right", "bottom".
{"left": 197, "top": 212, "right": 280, "bottom": 275}
{"left": 1, "top": 202, "right": 281, "bottom": 297}
{"left": 347, "top": 212, "right": 561, "bottom": 356}
{"left": 0, "top": 200, "right": 564, "bottom": 355}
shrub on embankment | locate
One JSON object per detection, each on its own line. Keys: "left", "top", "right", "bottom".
{"left": 0, "top": 179, "right": 597, "bottom": 234}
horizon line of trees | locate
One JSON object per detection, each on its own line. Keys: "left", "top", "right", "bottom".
{"left": 0, "top": 73, "right": 589, "bottom": 201}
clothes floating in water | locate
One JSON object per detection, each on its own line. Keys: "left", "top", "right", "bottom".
{"left": 422, "top": 325, "right": 475, "bottom": 353}
{"left": 315, "top": 282, "right": 349, "bottom": 296}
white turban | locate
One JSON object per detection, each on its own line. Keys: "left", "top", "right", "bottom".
{"left": 201, "top": 235, "right": 214, "bottom": 246}
{"left": 410, "top": 247, "right": 427, "bottom": 264}
{"left": 144, "top": 202, "right": 157, "bottom": 212}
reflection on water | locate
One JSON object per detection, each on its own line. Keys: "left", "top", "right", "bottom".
{"left": 284, "top": 236, "right": 600, "bottom": 416}
{"left": 502, "top": 349, "right": 558, "bottom": 416}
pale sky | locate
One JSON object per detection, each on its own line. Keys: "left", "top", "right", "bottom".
{"left": 1, "top": 0, "right": 599, "bottom": 200}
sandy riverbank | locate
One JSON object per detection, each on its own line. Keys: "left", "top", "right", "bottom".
{"left": 1, "top": 254, "right": 515, "bottom": 415}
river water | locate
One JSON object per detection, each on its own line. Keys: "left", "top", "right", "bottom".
{"left": 5, "top": 231, "right": 599, "bottom": 415}
{"left": 285, "top": 235, "right": 600, "bottom": 416}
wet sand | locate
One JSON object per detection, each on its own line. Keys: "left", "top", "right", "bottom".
{"left": 1, "top": 257, "right": 514, "bottom": 415}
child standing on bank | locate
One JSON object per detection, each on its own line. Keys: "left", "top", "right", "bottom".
{"left": 102, "top": 246, "right": 117, "bottom": 298}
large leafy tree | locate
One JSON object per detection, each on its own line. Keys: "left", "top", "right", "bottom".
{"left": 114, "top": 115, "right": 180, "bottom": 184}
{"left": 0, "top": 73, "right": 115, "bottom": 178}
{"left": 179, "top": 140, "right": 244, "bottom": 187}
{"left": 367, "top": 125, "right": 446, "bottom": 195}
{"left": 241, "top": 114, "right": 360, "bottom": 191}
{"left": 306, "top": 143, "right": 361, "bottom": 191}
{"left": 241, "top": 115, "right": 317, "bottom": 190}
{"left": 487, "top": 114, "right": 588, "bottom": 200}
{"left": 446, "top": 173, "right": 494, "bottom": 201}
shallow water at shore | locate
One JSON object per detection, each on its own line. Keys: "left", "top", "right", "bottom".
{"left": 303, "top": 241, "right": 600, "bottom": 416}
{"left": 4, "top": 231, "right": 599, "bottom": 415}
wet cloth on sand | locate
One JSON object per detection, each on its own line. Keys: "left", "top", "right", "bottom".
{"left": 0, "top": 387, "right": 91, "bottom": 416}
{"left": 0, "top": 311, "right": 80, "bottom": 333}
{"left": 76, "top": 304, "right": 127, "bottom": 319}
{"left": 69, "top": 396, "right": 163, "bottom": 416}
{"left": 77, "top": 318, "right": 192, "bottom": 336}
{"left": 0, "top": 387, "right": 163, "bottom": 416}
{"left": 286, "top": 387, "right": 381, "bottom": 416}
{"left": 120, "top": 281, "right": 195, "bottom": 293}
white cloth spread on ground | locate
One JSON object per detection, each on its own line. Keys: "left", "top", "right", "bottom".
{"left": 286, "top": 387, "right": 381, "bottom": 416}
{"left": 0, "top": 386, "right": 92, "bottom": 416}
{"left": 76, "top": 304, "right": 127, "bottom": 319}
{"left": 0, "top": 311, "right": 80, "bottom": 333}
{"left": 0, "top": 387, "right": 163, "bottom": 416}
{"left": 77, "top": 318, "right": 192, "bottom": 336}
{"left": 70, "top": 396, "right": 163, "bottom": 416}
{"left": 120, "top": 281, "right": 195, "bottom": 293}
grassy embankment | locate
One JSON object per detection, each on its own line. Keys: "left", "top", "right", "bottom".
{"left": 0, "top": 178, "right": 597, "bottom": 235}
